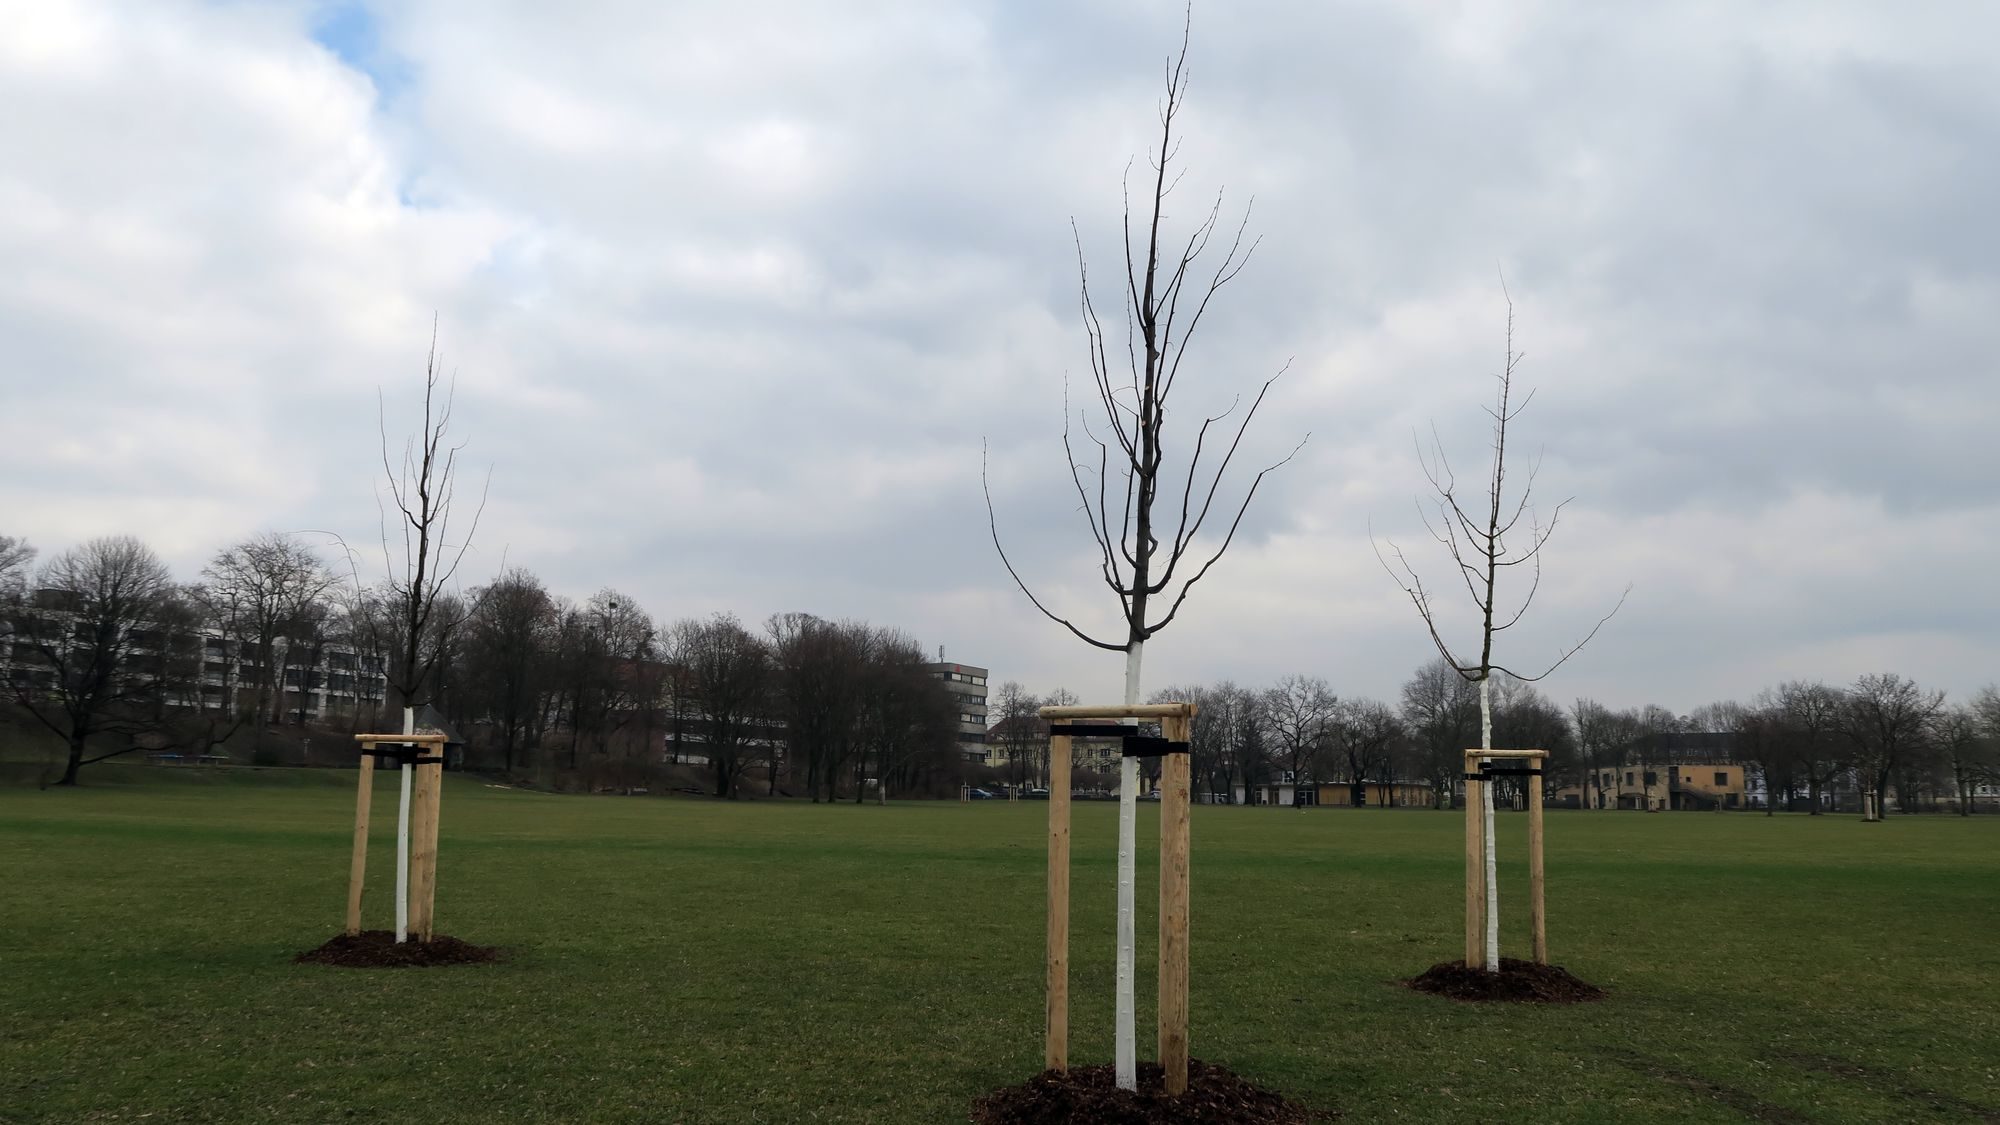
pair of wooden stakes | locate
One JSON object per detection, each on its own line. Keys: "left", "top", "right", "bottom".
{"left": 1463, "top": 748, "right": 1550, "bottom": 968}
{"left": 1040, "top": 702, "right": 1195, "bottom": 1096}
{"left": 345, "top": 733, "right": 449, "bottom": 940}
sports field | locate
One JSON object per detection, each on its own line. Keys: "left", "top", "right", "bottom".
{"left": 3, "top": 768, "right": 1995, "bottom": 1123}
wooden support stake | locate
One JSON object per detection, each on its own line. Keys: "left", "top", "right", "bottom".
{"left": 1157, "top": 714, "right": 1192, "bottom": 1097}
{"left": 1529, "top": 770, "right": 1546, "bottom": 965}
{"left": 346, "top": 747, "right": 376, "bottom": 936}
{"left": 1046, "top": 733, "right": 1072, "bottom": 1072}
{"left": 418, "top": 758, "right": 444, "bottom": 940}
{"left": 1465, "top": 764, "right": 1485, "bottom": 969}
{"left": 409, "top": 749, "right": 435, "bottom": 941}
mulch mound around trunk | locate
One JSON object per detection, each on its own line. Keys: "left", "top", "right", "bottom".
{"left": 971, "top": 1060, "right": 1336, "bottom": 1124}
{"left": 294, "top": 930, "right": 501, "bottom": 968}
{"left": 1405, "top": 957, "right": 1604, "bottom": 1003}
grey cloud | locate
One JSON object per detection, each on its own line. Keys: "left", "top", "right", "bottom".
{"left": 3, "top": 0, "right": 1997, "bottom": 715}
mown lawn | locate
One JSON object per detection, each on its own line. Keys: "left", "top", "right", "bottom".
{"left": 2, "top": 767, "right": 1996, "bottom": 1123}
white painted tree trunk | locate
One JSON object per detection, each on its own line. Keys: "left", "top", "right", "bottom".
{"left": 1478, "top": 675, "right": 1497, "bottom": 971}
{"left": 1114, "top": 641, "right": 1142, "bottom": 1092}
{"left": 395, "top": 705, "right": 414, "bottom": 944}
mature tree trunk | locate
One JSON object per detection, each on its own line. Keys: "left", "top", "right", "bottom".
{"left": 61, "top": 733, "right": 87, "bottom": 787}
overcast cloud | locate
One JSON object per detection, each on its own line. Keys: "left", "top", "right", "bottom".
{"left": 4, "top": 0, "right": 1997, "bottom": 714}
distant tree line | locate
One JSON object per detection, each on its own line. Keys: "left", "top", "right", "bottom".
{"left": 1, "top": 531, "right": 963, "bottom": 796}
{"left": 8, "top": 527, "right": 1998, "bottom": 809}
{"left": 980, "top": 660, "right": 2000, "bottom": 814}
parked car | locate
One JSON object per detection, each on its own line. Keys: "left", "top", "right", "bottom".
{"left": 1027, "top": 788, "right": 1050, "bottom": 800}
{"left": 967, "top": 787, "right": 996, "bottom": 800}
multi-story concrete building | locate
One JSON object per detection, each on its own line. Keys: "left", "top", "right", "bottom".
{"left": 926, "top": 661, "right": 988, "bottom": 762}
{"left": 4, "top": 590, "right": 390, "bottom": 725}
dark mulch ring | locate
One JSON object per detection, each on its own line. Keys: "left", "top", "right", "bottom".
{"left": 294, "top": 930, "right": 502, "bottom": 968}
{"left": 971, "top": 1060, "right": 1337, "bottom": 1124}
{"left": 1405, "top": 957, "right": 1605, "bottom": 1003}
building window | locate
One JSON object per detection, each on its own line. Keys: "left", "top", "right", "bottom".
{"left": 1626, "top": 771, "right": 1635, "bottom": 786}
{"left": 1715, "top": 771, "right": 1729, "bottom": 787}
{"left": 1643, "top": 771, "right": 1657, "bottom": 787}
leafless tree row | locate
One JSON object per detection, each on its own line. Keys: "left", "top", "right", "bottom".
{"left": 974, "top": 656, "right": 2000, "bottom": 816}
{"left": 3, "top": 530, "right": 965, "bottom": 796}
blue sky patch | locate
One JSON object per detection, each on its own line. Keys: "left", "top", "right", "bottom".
{"left": 310, "top": 1, "right": 413, "bottom": 104}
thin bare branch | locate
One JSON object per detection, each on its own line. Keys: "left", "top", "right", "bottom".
{"left": 983, "top": 441, "right": 1128, "bottom": 653}
{"left": 1493, "top": 584, "right": 1633, "bottom": 682}
{"left": 1149, "top": 433, "right": 1308, "bottom": 629}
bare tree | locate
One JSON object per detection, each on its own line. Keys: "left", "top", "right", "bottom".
{"left": 1401, "top": 658, "right": 1479, "bottom": 809}
{"left": 199, "top": 532, "right": 336, "bottom": 733}
{"left": 1965, "top": 687, "right": 2000, "bottom": 813}
{"left": 1569, "top": 698, "right": 1622, "bottom": 810}
{"left": 988, "top": 680, "right": 1045, "bottom": 789}
{"left": 669, "top": 612, "right": 771, "bottom": 800}
{"left": 853, "top": 629, "right": 960, "bottom": 801}
{"left": 1776, "top": 680, "right": 1847, "bottom": 814}
{"left": 378, "top": 330, "right": 486, "bottom": 728}
{"left": 0, "top": 534, "right": 33, "bottom": 600}
{"left": 1183, "top": 681, "right": 1267, "bottom": 803}
{"left": 6, "top": 537, "right": 185, "bottom": 784}
{"left": 1934, "top": 704, "right": 1990, "bottom": 816}
{"left": 461, "top": 568, "right": 557, "bottom": 772}
{"left": 551, "top": 590, "right": 655, "bottom": 773}
{"left": 982, "top": 24, "right": 1305, "bottom": 1083}
{"left": 1842, "top": 673, "right": 1943, "bottom": 818}
{"left": 1488, "top": 676, "right": 1572, "bottom": 807}
{"left": 1265, "top": 675, "right": 1335, "bottom": 792}
{"left": 1326, "top": 698, "right": 1402, "bottom": 807}
{"left": 1376, "top": 292, "right": 1625, "bottom": 970}
{"left": 375, "top": 329, "right": 485, "bottom": 944}
{"left": 766, "top": 613, "right": 868, "bottom": 802}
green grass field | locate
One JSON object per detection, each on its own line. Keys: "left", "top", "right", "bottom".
{"left": 3, "top": 768, "right": 1997, "bottom": 1123}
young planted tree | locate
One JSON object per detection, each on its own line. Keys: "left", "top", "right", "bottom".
{"left": 984, "top": 24, "right": 1301, "bottom": 1086}
{"left": 1376, "top": 295, "right": 1624, "bottom": 971}
{"left": 377, "top": 332, "right": 485, "bottom": 941}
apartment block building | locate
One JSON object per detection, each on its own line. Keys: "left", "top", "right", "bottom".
{"left": 4, "top": 591, "right": 390, "bottom": 724}
{"left": 1564, "top": 762, "right": 1747, "bottom": 810}
{"left": 926, "top": 661, "right": 988, "bottom": 762}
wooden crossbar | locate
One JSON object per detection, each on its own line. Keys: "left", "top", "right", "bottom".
{"left": 1038, "top": 703, "right": 1197, "bottom": 720}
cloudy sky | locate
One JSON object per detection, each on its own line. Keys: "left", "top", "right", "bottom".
{"left": 5, "top": 0, "right": 1996, "bottom": 714}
